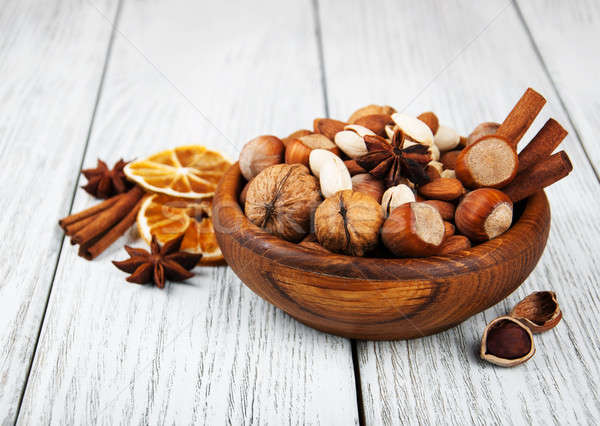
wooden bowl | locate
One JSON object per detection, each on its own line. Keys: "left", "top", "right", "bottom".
{"left": 213, "top": 164, "right": 550, "bottom": 340}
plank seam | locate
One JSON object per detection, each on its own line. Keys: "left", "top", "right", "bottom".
{"left": 513, "top": 0, "right": 600, "bottom": 183}
{"left": 351, "top": 340, "right": 367, "bottom": 426}
{"left": 311, "top": 1, "right": 361, "bottom": 423}
{"left": 12, "top": 1, "right": 125, "bottom": 424}
{"left": 311, "top": 0, "right": 330, "bottom": 117}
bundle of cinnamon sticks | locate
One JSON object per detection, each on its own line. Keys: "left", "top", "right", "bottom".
{"left": 59, "top": 185, "right": 145, "bottom": 260}
{"left": 481, "top": 88, "right": 573, "bottom": 202}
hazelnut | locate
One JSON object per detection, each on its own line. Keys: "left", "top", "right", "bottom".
{"left": 481, "top": 316, "right": 535, "bottom": 367}
{"left": 455, "top": 188, "right": 513, "bottom": 242}
{"left": 422, "top": 199, "right": 455, "bottom": 221}
{"left": 245, "top": 164, "right": 321, "bottom": 242}
{"left": 285, "top": 134, "right": 340, "bottom": 167}
{"left": 282, "top": 129, "right": 312, "bottom": 148}
{"left": 467, "top": 121, "right": 500, "bottom": 146}
{"left": 351, "top": 173, "right": 385, "bottom": 203}
{"left": 239, "top": 135, "right": 285, "bottom": 180}
{"left": 334, "top": 125, "right": 375, "bottom": 159}
{"left": 381, "top": 184, "right": 415, "bottom": 216}
{"left": 510, "top": 291, "right": 562, "bottom": 333}
{"left": 315, "top": 190, "right": 384, "bottom": 256}
{"left": 455, "top": 135, "right": 518, "bottom": 188}
{"left": 381, "top": 202, "right": 445, "bottom": 257}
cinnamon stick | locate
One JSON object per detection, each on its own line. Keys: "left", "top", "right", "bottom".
{"left": 59, "top": 193, "right": 125, "bottom": 229}
{"left": 79, "top": 197, "right": 144, "bottom": 260}
{"left": 71, "top": 186, "right": 144, "bottom": 245}
{"left": 503, "top": 151, "right": 573, "bottom": 202}
{"left": 517, "top": 118, "right": 567, "bottom": 173}
{"left": 65, "top": 215, "right": 96, "bottom": 238}
{"left": 496, "top": 88, "right": 546, "bottom": 147}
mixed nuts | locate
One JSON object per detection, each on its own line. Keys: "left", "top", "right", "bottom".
{"left": 236, "top": 88, "right": 572, "bottom": 260}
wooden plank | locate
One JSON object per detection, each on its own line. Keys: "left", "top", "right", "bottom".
{"left": 516, "top": 0, "right": 600, "bottom": 175}
{"left": 317, "top": 0, "right": 600, "bottom": 424}
{"left": 16, "top": 0, "right": 358, "bottom": 424}
{"left": 0, "top": 0, "right": 118, "bottom": 423}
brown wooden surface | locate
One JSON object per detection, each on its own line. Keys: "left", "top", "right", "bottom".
{"left": 213, "top": 163, "right": 551, "bottom": 340}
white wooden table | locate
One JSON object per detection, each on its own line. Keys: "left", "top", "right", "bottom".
{"left": 2, "top": 1, "right": 599, "bottom": 424}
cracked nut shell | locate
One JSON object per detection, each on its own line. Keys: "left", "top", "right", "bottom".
{"left": 481, "top": 316, "right": 535, "bottom": 367}
{"left": 315, "top": 190, "right": 384, "bottom": 256}
{"left": 245, "top": 164, "right": 322, "bottom": 242}
{"left": 510, "top": 291, "right": 562, "bottom": 333}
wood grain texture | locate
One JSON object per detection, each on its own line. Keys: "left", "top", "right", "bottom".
{"left": 317, "top": 0, "right": 600, "bottom": 423}
{"left": 17, "top": 0, "right": 358, "bottom": 424}
{"left": 516, "top": 0, "right": 600, "bottom": 176}
{"left": 0, "top": 0, "right": 118, "bottom": 423}
{"left": 214, "top": 163, "right": 551, "bottom": 340}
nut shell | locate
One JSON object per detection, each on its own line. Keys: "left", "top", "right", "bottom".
{"left": 455, "top": 188, "right": 513, "bottom": 242}
{"left": 467, "top": 121, "right": 500, "bottom": 146}
{"left": 315, "top": 190, "right": 384, "bottom": 256}
{"left": 245, "top": 164, "right": 321, "bottom": 242}
{"left": 481, "top": 316, "right": 535, "bottom": 367}
{"left": 285, "top": 134, "right": 340, "bottom": 167}
{"left": 239, "top": 135, "right": 285, "bottom": 181}
{"left": 510, "top": 291, "right": 562, "bottom": 333}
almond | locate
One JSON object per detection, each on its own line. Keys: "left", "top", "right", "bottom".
{"left": 417, "top": 112, "right": 439, "bottom": 134}
{"left": 438, "top": 235, "right": 471, "bottom": 255}
{"left": 418, "top": 178, "right": 464, "bottom": 201}
{"left": 444, "top": 221, "right": 455, "bottom": 238}
{"left": 344, "top": 159, "right": 367, "bottom": 176}
{"left": 313, "top": 118, "right": 347, "bottom": 140}
{"left": 353, "top": 114, "right": 394, "bottom": 137}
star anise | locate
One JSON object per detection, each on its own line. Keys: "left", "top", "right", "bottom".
{"left": 112, "top": 234, "right": 202, "bottom": 288}
{"left": 356, "top": 129, "right": 432, "bottom": 187}
{"left": 82, "top": 159, "right": 132, "bottom": 199}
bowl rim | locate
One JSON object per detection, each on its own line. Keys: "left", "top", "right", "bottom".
{"left": 213, "top": 163, "right": 550, "bottom": 282}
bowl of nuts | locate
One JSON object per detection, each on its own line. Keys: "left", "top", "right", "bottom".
{"left": 213, "top": 89, "right": 572, "bottom": 340}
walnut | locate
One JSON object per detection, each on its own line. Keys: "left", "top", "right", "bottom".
{"left": 314, "top": 190, "right": 384, "bottom": 256}
{"left": 245, "top": 164, "right": 321, "bottom": 242}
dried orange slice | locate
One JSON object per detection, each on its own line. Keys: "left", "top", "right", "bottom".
{"left": 137, "top": 194, "right": 224, "bottom": 265}
{"left": 124, "top": 145, "right": 231, "bottom": 199}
